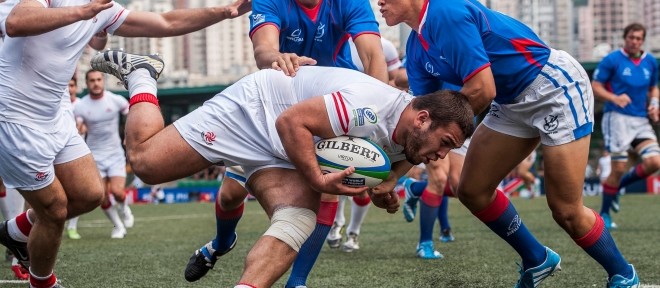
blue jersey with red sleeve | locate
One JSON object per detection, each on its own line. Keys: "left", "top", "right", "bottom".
{"left": 249, "top": 0, "right": 380, "bottom": 69}
{"left": 405, "top": 0, "right": 550, "bottom": 104}
{"left": 593, "top": 49, "right": 658, "bottom": 117}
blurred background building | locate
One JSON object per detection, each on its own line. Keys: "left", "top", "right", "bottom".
{"left": 76, "top": 0, "right": 660, "bottom": 90}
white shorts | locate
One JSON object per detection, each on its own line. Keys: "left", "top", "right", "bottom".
{"left": 450, "top": 137, "right": 471, "bottom": 157}
{"left": 482, "top": 49, "right": 594, "bottom": 146}
{"left": 225, "top": 166, "right": 247, "bottom": 188}
{"left": 0, "top": 120, "right": 90, "bottom": 191}
{"left": 94, "top": 150, "right": 127, "bottom": 178}
{"left": 602, "top": 111, "right": 656, "bottom": 157}
{"left": 173, "top": 95, "right": 294, "bottom": 183}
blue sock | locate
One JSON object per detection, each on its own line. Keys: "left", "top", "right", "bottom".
{"left": 419, "top": 193, "right": 441, "bottom": 243}
{"left": 286, "top": 223, "right": 332, "bottom": 288}
{"left": 410, "top": 181, "right": 427, "bottom": 197}
{"left": 600, "top": 193, "right": 614, "bottom": 215}
{"left": 438, "top": 196, "right": 450, "bottom": 231}
{"left": 474, "top": 191, "right": 546, "bottom": 269}
{"left": 619, "top": 164, "right": 647, "bottom": 188}
{"left": 576, "top": 213, "right": 632, "bottom": 278}
{"left": 600, "top": 183, "right": 618, "bottom": 215}
{"left": 207, "top": 202, "right": 242, "bottom": 257}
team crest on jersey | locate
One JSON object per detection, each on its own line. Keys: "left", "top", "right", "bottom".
{"left": 352, "top": 107, "right": 378, "bottom": 127}
{"left": 644, "top": 68, "right": 651, "bottom": 80}
{"left": 425, "top": 62, "right": 440, "bottom": 77}
{"left": 202, "top": 131, "right": 216, "bottom": 145}
{"left": 622, "top": 67, "right": 632, "bottom": 77}
{"left": 34, "top": 171, "right": 49, "bottom": 182}
{"left": 543, "top": 115, "right": 559, "bottom": 133}
{"left": 287, "top": 29, "right": 304, "bottom": 43}
{"left": 314, "top": 24, "right": 325, "bottom": 42}
{"left": 252, "top": 14, "right": 265, "bottom": 27}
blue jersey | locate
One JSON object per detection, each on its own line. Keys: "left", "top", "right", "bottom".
{"left": 405, "top": 0, "right": 550, "bottom": 103}
{"left": 594, "top": 49, "right": 658, "bottom": 117}
{"left": 249, "top": 0, "right": 379, "bottom": 69}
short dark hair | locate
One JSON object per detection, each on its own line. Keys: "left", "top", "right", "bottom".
{"left": 623, "top": 23, "right": 646, "bottom": 40}
{"left": 85, "top": 69, "right": 102, "bottom": 81}
{"left": 411, "top": 90, "right": 475, "bottom": 141}
{"left": 70, "top": 76, "right": 77, "bottom": 85}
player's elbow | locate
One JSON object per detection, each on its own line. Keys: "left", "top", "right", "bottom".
{"left": 4, "top": 17, "right": 25, "bottom": 37}
{"left": 275, "top": 112, "right": 292, "bottom": 136}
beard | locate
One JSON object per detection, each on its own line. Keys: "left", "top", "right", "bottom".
{"left": 404, "top": 127, "right": 425, "bottom": 165}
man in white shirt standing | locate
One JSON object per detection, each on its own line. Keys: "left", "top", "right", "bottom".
{"left": 0, "top": 0, "right": 250, "bottom": 287}
{"left": 75, "top": 70, "right": 133, "bottom": 239}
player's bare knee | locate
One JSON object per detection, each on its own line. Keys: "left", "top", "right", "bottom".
{"left": 219, "top": 188, "right": 247, "bottom": 210}
{"left": 263, "top": 207, "right": 316, "bottom": 252}
{"left": 549, "top": 206, "right": 579, "bottom": 227}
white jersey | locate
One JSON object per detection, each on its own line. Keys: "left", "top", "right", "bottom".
{"left": 0, "top": 0, "right": 128, "bottom": 132}
{"left": 349, "top": 38, "right": 402, "bottom": 72}
{"left": 74, "top": 91, "right": 128, "bottom": 158}
{"left": 174, "top": 66, "right": 411, "bottom": 178}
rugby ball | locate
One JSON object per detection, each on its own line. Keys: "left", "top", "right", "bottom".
{"left": 315, "top": 136, "right": 391, "bottom": 188}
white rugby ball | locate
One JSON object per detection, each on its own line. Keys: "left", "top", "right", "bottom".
{"left": 315, "top": 136, "right": 391, "bottom": 188}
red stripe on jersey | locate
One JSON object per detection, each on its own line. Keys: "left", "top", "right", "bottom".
{"left": 333, "top": 34, "right": 351, "bottom": 62}
{"left": 249, "top": 23, "right": 280, "bottom": 39}
{"left": 463, "top": 63, "right": 491, "bottom": 83}
{"left": 332, "top": 93, "right": 349, "bottom": 134}
{"left": 103, "top": 9, "right": 125, "bottom": 33}
{"left": 510, "top": 38, "right": 546, "bottom": 68}
{"left": 335, "top": 92, "right": 350, "bottom": 133}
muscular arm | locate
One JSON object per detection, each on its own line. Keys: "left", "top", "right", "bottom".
{"left": 276, "top": 96, "right": 367, "bottom": 195}
{"left": 460, "top": 66, "right": 496, "bottom": 114}
{"left": 353, "top": 34, "right": 388, "bottom": 83}
{"left": 250, "top": 24, "right": 316, "bottom": 75}
{"left": 5, "top": 0, "right": 113, "bottom": 37}
{"left": 113, "top": 0, "right": 250, "bottom": 37}
{"left": 251, "top": 24, "right": 284, "bottom": 69}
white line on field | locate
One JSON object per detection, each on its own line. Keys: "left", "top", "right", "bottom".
{"left": 0, "top": 279, "right": 29, "bottom": 284}
{"left": 76, "top": 207, "right": 265, "bottom": 228}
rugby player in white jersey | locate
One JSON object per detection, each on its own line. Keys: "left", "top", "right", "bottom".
{"left": 75, "top": 70, "right": 133, "bottom": 239}
{"left": 91, "top": 51, "right": 475, "bottom": 287}
{"left": 0, "top": 0, "right": 250, "bottom": 286}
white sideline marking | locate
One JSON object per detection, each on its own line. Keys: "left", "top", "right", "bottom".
{"left": 0, "top": 279, "right": 29, "bottom": 284}
{"left": 77, "top": 208, "right": 265, "bottom": 228}
{"left": 641, "top": 285, "right": 660, "bottom": 288}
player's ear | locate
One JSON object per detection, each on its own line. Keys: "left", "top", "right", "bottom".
{"left": 416, "top": 110, "right": 430, "bottom": 127}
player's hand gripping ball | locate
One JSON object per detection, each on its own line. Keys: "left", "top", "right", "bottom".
{"left": 315, "top": 136, "right": 391, "bottom": 188}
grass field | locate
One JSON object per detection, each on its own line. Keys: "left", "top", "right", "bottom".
{"left": 1, "top": 194, "right": 659, "bottom": 287}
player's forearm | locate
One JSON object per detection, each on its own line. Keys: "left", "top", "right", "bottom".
{"left": 363, "top": 57, "right": 389, "bottom": 84}
{"left": 253, "top": 47, "right": 282, "bottom": 69}
{"left": 390, "top": 160, "right": 414, "bottom": 181}
{"left": 6, "top": 7, "right": 89, "bottom": 36}
{"left": 276, "top": 116, "right": 324, "bottom": 183}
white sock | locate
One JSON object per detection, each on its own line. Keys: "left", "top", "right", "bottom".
{"left": 7, "top": 218, "right": 28, "bottom": 242}
{"left": 347, "top": 201, "right": 370, "bottom": 235}
{"left": 67, "top": 217, "right": 79, "bottom": 230}
{"left": 103, "top": 206, "right": 125, "bottom": 230}
{"left": 127, "top": 69, "right": 157, "bottom": 98}
{"left": 334, "top": 195, "right": 347, "bottom": 227}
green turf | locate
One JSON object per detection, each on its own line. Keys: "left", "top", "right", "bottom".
{"left": 1, "top": 194, "right": 659, "bottom": 287}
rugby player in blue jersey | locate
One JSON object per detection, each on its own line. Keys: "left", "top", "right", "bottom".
{"left": 593, "top": 23, "right": 660, "bottom": 231}
{"left": 378, "top": 0, "right": 638, "bottom": 286}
